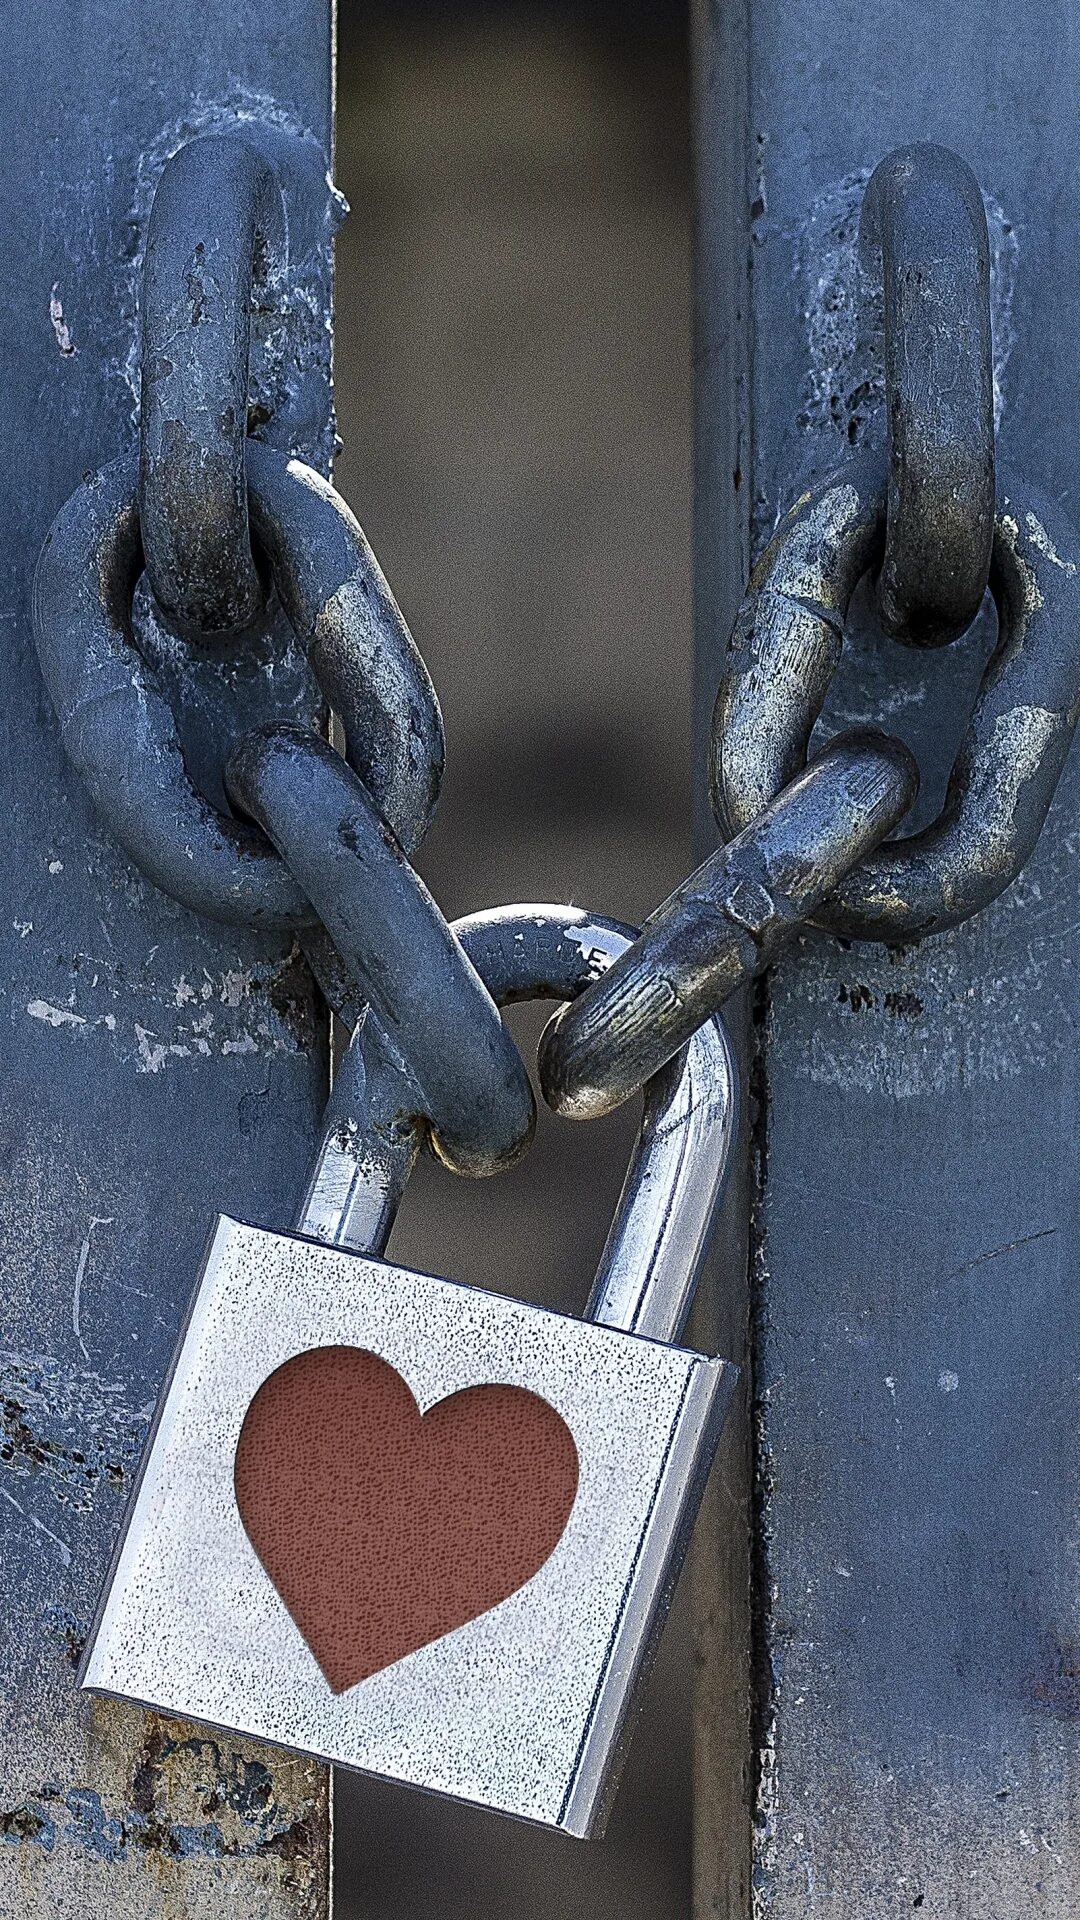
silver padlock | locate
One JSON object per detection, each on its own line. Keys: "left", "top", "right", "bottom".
{"left": 82, "top": 905, "right": 739, "bottom": 1837}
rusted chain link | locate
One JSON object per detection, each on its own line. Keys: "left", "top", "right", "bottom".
{"left": 859, "top": 144, "right": 995, "bottom": 645}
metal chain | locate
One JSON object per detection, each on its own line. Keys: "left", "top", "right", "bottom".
{"left": 296, "top": 904, "right": 737, "bottom": 1348}
{"left": 33, "top": 131, "right": 533, "bottom": 1179}
{"left": 539, "top": 146, "right": 1080, "bottom": 1121}
{"left": 139, "top": 134, "right": 285, "bottom": 640}
{"left": 225, "top": 723, "right": 534, "bottom": 1178}
{"left": 859, "top": 143, "right": 996, "bottom": 647}
{"left": 713, "top": 449, "right": 1080, "bottom": 942}
{"left": 32, "top": 135, "right": 1080, "bottom": 1159}
{"left": 34, "top": 441, "right": 445, "bottom": 926}
{"left": 539, "top": 731, "right": 916, "bottom": 1120}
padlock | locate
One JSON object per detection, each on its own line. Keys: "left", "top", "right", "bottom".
{"left": 81, "top": 905, "right": 739, "bottom": 1837}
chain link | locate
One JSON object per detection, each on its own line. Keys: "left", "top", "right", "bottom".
{"left": 539, "top": 732, "right": 916, "bottom": 1120}
{"left": 33, "top": 442, "right": 443, "bottom": 927}
{"left": 226, "top": 723, "right": 535, "bottom": 1178}
{"left": 859, "top": 143, "right": 996, "bottom": 646}
{"left": 33, "top": 132, "right": 532, "bottom": 1178}
{"left": 712, "top": 448, "right": 1080, "bottom": 943}
{"left": 32, "top": 136, "right": 1080, "bottom": 1160}
{"left": 139, "top": 134, "right": 285, "bottom": 640}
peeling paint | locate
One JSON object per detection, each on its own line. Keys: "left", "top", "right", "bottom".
{"left": 1, "top": 1349, "right": 145, "bottom": 1512}
{"left": 48, "top": 286, "right": 76, "bottom": 357}
{"left": 27, "top": 1000, "right": 86, "bottom": 1030}
{"left": 19, "top": 953, "right": 311, "bottom": 1072}
{"left": 1024, "top": 511, "right": 1078, "bottom": 576}
{"left": 1, "top": 1746, "right": 318, "bottom": 1865}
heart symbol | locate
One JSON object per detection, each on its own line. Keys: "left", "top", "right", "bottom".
{"left": 233, "top": 1345, "right": 579, "bottom": 1693}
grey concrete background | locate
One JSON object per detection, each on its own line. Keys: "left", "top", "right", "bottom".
{"left": 332, "top": 7, "right": 695, "bottom": 1914}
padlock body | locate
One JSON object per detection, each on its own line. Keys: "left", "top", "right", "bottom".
{"left": 82, "top": 1217, "right": 735, "bottom": 1835}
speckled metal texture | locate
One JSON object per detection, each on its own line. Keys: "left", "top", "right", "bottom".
{"left": 82, "top": 1218, "right": 735, "bottom": 1837}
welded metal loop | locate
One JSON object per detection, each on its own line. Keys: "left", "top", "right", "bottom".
{"left": 297, "top": 904, "right": 738, "bottom": 1344}
{"left": 538, "top": 730, "right": 917, "bottom": 1120}
{"left": 859, "top": 144, "right": 995, "bottom": 646}
{"left": 140, "top": 134, "right": 285, "bottom": 639}
{"left": 713, "top": 447, "right": 1080, "bottom": 942}
{"left": 226, "top": 723, "right": 535, "bottom": 1178}
{"left": 33, "top": 443, "right": 443, "bottom": 928}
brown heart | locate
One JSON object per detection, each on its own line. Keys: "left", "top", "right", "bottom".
{"left": 233, "top": 1344, "right": 579, "bottom": 1693}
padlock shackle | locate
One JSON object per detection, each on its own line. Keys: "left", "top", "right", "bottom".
{"left": 295, "top": 905, "right": 738, "bottom": 1343}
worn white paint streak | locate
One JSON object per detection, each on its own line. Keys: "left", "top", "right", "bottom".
{"left": 22, "top": 955, "right": 304, "bottom": 1073}
{"left": 28, "top": 999, "right": 86, "bottom": 1029}
{"left": 1024, "top": 510, "right": 1077, "bottom": 575}
{"left": 134, "top": 1024, "right": 194, "bottom": 1073}
{"left": 1, "top": 1484, "right": 73, "bottom": 1567}
{"left": 48, "top": 283, "right": 76, "bottom": 356}
{"left": 222, "top": 1033, "right": 259, "bottom": 1055}
{"left": 71, "top": 1243, "right": 92, "bottom": 1364}
{"left": 72, "top": 1217, "right": 114, "bottom": 1364}
{"left": 220, "top": 967, "right": 256, "bottom": 1007}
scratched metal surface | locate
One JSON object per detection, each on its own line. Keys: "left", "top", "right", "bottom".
{"left": 693, "top": 3, "right": 1080, "bottom": 1914}
{"left": 0, "top": 7, "right": 334, "bottom": 1916}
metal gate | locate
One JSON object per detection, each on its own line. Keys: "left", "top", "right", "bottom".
{"left": 2, "top": 3, "right": 1077, "bottom": 1917}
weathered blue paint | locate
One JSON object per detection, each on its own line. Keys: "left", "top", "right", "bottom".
{"left": 0, "top": 4, "right": 334, "bottom": 1915}
{"left": 693, "top": 1, "right": 1080, "bottom": 1913}
{"left": 2, "top": 1738, "right": 314, "bottom": 1866}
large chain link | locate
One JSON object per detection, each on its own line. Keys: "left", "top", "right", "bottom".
{"left": 33, "top": 442, "right": 444, "bottom": 923}
{"left": 139, "top": 134, "right": 285, "bottom": 639}
{"left": 33, "top": 135, "right": 1080, "bottom": 1164}
{"left": 859, "top": 145, "right": 996, "bottom": 646}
